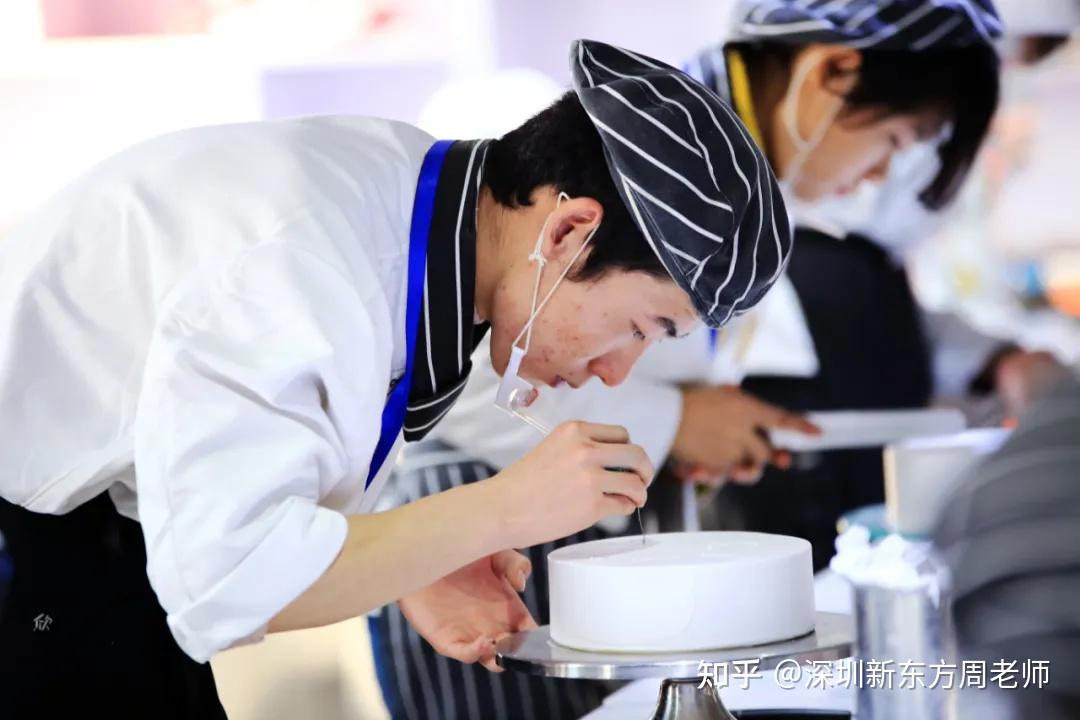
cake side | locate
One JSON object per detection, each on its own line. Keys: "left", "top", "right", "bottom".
{"left": 548, "top": 532, "right": 815, "bottom": 652}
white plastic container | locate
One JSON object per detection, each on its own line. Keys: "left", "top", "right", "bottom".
{"left": 884, "top": 428, "right": 1011, "bottom": 536}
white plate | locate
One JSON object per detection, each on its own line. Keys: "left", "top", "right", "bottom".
{"left": 770, "top": 408, "right": 967, "bottom": 452}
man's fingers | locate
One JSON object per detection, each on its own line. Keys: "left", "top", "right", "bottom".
{"left": 771, "top": 450, "right": 792, "bottom": 470}
{"left": 436, "top": 636, "right": 485, "bottom": 665}
{"left": 450, "top": 636, "right": 506, "bottom": 672}
{"left": 599, "top": 493, "right": 638, "bottom": 516}
{"left": 594, "top": 443, "right": 655, "bottom": 486}
{"left": 776, "top": 412, "right": 822, "bottom": 435}
{"left": 516, "top": 613, "right": 540, "bottom": 632}
{"left": 491, "top": 549, "right": 531, "bottom": 593}
{"left": 481, "top": 633, "right": 515, "bottom": 673}
{"left": 740, "top": 395, "right": 819, "bottom": 435}
{"left": 730, "top": 465, "right": 763, "bottom": 484}
{"left": 742, "top": 429, "right": 773, "bottom": 469}
{"left": 600, "top": 472, "right": 648, "bottom": 508}
{"left": 732, "top": 450, "right": 794, "bottom": 481}
{"left": 480, "top": 653, "right": 503, "bottom": 673}
{"left": 558, "top": 421, "right": 630, "bottom": 444}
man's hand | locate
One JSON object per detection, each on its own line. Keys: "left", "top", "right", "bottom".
{"left": 399, "top": 549, "right": 537, "bottom": 672}
{"left": 671, "top": 385, "right": 820, "bottom": 485}
{"left": 995, "top": 350, "right": 1073, "bottom": 420}
{"left": 490, "top": 421, "right": 653, "bottom": 549}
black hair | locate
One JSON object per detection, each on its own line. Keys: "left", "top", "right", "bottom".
{"left": 483, "top": 91, "right": 666, "bottom": 281}
{"left": 730, "top": 41, "right": 1000, "bottom": 210}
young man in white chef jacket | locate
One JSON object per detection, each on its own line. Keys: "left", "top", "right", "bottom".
{"left": 0, "top": 40, "right": 793, "bottom": 717}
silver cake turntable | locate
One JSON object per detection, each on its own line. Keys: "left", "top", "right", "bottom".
{"left": 496, "top": 611, "right": 854, "bottom": 719}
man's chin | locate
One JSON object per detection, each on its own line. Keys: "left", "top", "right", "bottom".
{"left": 487, "top": 341, "right": 510, "bottom": 377}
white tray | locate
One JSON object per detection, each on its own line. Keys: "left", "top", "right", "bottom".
{"left": 770, "top": 408, "right": 966, "bottom": 452}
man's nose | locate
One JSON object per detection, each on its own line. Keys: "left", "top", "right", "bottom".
{"left": 588, "top": 342, "right": 649, "bottom": 387}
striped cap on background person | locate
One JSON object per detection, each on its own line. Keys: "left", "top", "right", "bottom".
{"left": 729, "top": 0, "right": 1003, "bottom": 50}
{"left": 570, "top": 39, "right": 792, "bottom": 329}
{"left": 687, "top": 0, "right": 1004, "bottom": 99}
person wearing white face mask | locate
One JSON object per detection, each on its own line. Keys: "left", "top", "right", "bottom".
{"left": 684, "top": 1, "right": 1007, "bottom": 565}
{"left": 368, "top": 4, "right": 1008, "bottom": 719}
{"left": 0, "top": 40, "right": 794, "bottom": 718}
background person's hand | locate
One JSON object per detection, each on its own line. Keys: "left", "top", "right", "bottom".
{"left": 489, "top": 421, "right": 654, "bottom": 548}
{"left": 995, "top": 349, "right": 1074, "bottom": 420}
{"left": 670, "top": 385, "right": 820, "bottom": 485}
{"left": 399, "top": 549, "right": 536, "bottom": 672}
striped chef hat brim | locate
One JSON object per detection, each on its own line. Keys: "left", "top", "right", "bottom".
{"left": 571, "top": 40, "right": 792, "bottom": 328}
{"left": 733, "top": 0, "right": 1003, "bottom": 50}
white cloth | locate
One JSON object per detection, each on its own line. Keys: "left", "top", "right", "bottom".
{"left": 0, "top": 116, "right": 435, "bottom": 661}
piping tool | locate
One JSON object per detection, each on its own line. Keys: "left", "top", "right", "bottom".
{"left": 505, "top": 402, "right": 647, "bottom": 545}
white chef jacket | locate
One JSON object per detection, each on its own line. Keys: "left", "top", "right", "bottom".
{"left": 0, "top": 115, "right": 436, "bottom": 661}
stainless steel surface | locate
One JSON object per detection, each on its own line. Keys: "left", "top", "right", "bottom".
{"left": 650, "top": 679, "right": 736, "bottom": 720}
{"left": 495, "top": 612, "right": 854, "bottom": 680}
{"left": 854, "top": 582, "right": 955, "bottom": 720}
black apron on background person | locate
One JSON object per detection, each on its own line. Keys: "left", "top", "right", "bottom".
{"left": 0, "top": 493, "right": 229, "bottom": 719}
{"left": 718, "top": 228, "right": 934, "bottom": 571}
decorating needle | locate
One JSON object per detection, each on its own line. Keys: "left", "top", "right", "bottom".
{"left": 510, "top": 407, "right": 647, "bottom": 544}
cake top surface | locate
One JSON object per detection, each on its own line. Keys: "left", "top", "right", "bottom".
{"left": 547, "top": 531, "right": 810, "bottom": 568}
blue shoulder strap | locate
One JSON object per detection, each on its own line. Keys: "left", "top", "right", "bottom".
{"left": 366, "top": 140, "right": 454, "bottom": 488}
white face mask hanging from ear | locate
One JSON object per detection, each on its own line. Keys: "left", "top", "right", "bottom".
{"left": 778, "top": 54, "right": 846, "bottom": 200}
{"left": 495, "top": 191, "right": 601, "bottom": 423}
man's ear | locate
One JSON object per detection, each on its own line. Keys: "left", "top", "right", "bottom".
{"left": 541, "top": 195, "right": 603, "bottom": 264}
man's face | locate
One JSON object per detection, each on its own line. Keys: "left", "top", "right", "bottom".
{"left": 486, "top": 194, "right": 699, "bottom": 390}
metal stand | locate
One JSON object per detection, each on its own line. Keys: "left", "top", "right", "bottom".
{"left": 652, "top": 678, "right": 736, "bottom": 720}
{"left": 496, "top": 612, "right": 854, "bottom": 720}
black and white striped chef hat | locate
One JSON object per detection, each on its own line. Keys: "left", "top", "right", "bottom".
{"left": 570, "top": 40, "right": 791, "bottom": 329}
{"left": 730, "top": 0, "right": 1003, "bottom": 50}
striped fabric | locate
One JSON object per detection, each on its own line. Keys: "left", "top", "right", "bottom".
{"left": 570, "top": 39, "right": 792, "bottom": 329}
{"left": 368, "top": 441, "right": 620, "bottom": 720}
{"left": 687, "top": 1, "right": 1003, "bottom": 105}
{"left": 404, "top": 141, "right": 492, "bottom": 441}
{"left": 730, "top": 0, "right": 1002, "bottom": 50}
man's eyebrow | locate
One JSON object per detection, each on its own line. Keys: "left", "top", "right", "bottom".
{"left": 655, "top": 316, "right": 679, "bottom": 339}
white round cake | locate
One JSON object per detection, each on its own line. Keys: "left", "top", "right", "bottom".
{"left": 548, "top": 531, "right": 815, "bottom": 652}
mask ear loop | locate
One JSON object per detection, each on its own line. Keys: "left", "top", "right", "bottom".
{"left": 512, "top": 215, "right": 555, "bottom": 356}
{"left": 781, "top": 56, "right": 846, "bottom": 185}
{"left": 498, "top": 193, "right": 601, "bottom": 425}
{"left": 512, "top": 219, "right": 601, "bottom": 354}
{"left": 511, "top": 191, "right": 591, "bottom": 356}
